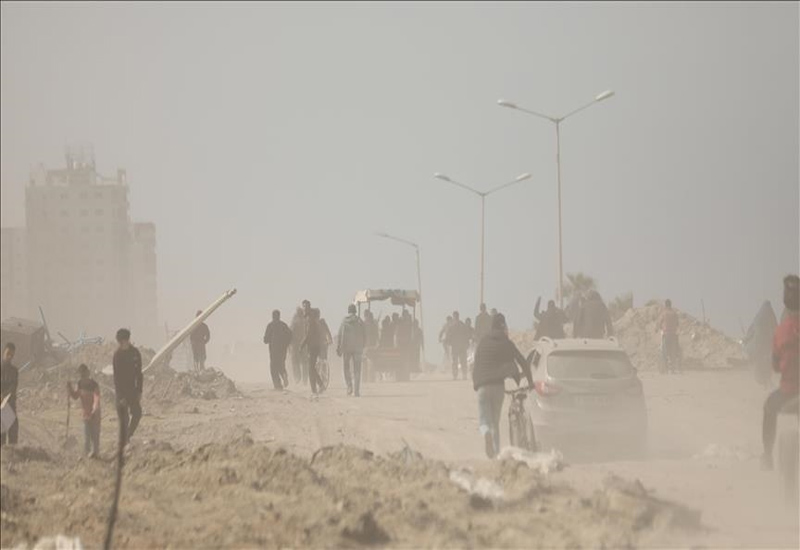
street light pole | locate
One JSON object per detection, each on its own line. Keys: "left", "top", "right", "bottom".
{"left": 434, "top": 172, "right": 532, "bottom": 306}
{"left": 497, "top": 90, "right": 614, "bottom": 308}
{"left": 555, "top": 120, "right": 563, "bottom": 309}
{"left": 480, "top": 195, "right": 485, "bottom": 306}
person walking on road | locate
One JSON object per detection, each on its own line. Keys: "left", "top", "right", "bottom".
{"left": 475, "top": 303, "right": 492, "bottom": 346}
{"left": 439, "top": 315, "right": 453, "bottom": 365}
{"left": 446, "top": 312, "right": 472, "bottom": 381}
{"left": 657, "top": 299, "right": 681, "bottom": 373}
{"left": 761, "top": 275, "right": 799, "bottom": 471}
{"left": 264, "top": 310, "right": 293, "bottom": 390}
{"left": 189, "top": 310, "right": 211, "bottom": 375}
{"left": 290, "top": 307, "right": 305, "bottom": 384}
{"left": 0, "top": 343, "right": 19, "bottom": 446}
{"left": 337, "top": 304, "right": 366, "bottom": 397}
{"left": 301, "top": 308, "right": 326, "bottom": 399}
{"left": 472, "top": 313, "right": 533, "bottom": 458}
{"left": 411, "top": 319, "right": 424, "bottom": 372}
{"left": 113, "top": 328, "right": 143, "bottom": 447}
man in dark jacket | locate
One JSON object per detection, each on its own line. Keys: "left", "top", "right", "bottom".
{"left": 113, "top": 328, "right": 143, "bottom": 446}
{"left": 574, "top": 291, "right": 614, "bottom": 339}
{"left": 446, "top": 312, "right": 472, "bottom": 380}
{"left": 189, "top": 310, "right": 211, "bottom": 374}
{"left": 337, "top": 304, "right": 366, "bottom": 397}
{"left": 533, "top": 297, "right": 568, "bottom": 340}
{"left": 472, "top": 314, "right": 533, "bottom": 458}
{"left": 1, "top": 343, "right": 19, "bottom": 446}
{"left": 264, "top": 310, "right": 293, "bottom": 390}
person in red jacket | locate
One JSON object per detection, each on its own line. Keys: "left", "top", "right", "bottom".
{"left": 761, "top": 274, "right": 799, "bottom": 470}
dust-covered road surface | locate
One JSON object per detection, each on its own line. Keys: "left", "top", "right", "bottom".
{"left": 2, "top": 363, "right": 797, "bottom": 549}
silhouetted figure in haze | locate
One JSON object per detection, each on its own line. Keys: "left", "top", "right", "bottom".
{"left": 533, "top": 297, "right": 567, "bottom": 340}
{"left": 475, "top": 303, "right": 492, "bottom": 346}
{"left": 574, "top": 291, "right": 613, "bottom": 339}
{"left": 363, "top": 310, "right": 379, "bottom": 348}
{"left": 113, "top": 328, "right": 143, "bottom": 446}
{"left": 439, "top": 315, "right": 453, "bottom": 364}
{"left": 290, "top": 307, "right": 305, "bottom": 384}
{"left": 301, "top": 308, "right": 326, "bottom": 398}
{"left": 380, "top": 316, "right": 394, "bottom": 348}
{"left": 264, "top": 309, "right": 292, "bottom": 390}
{"left": 446, "top": 311, "right": 472, "bottom": 381}
{"left": 189, "top": 310, "right": 211, "bottom": 374}
{"left": 337, "top": 304, "right": 366, "bottom": 397}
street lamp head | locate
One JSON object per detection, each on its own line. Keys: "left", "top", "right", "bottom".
{"left": 515, "top": 173, "right": 532, "bottom": 182}
{"left": 434, "top": 173, "right": 451, "bottom": 182}
{"left": 595, "top": 90, "right": 615, "bottom": 102}
{"left": 497, "top": 99, "right": 518, "bottom": 109}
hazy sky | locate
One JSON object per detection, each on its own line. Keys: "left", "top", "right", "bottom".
{"left": 2, "top": 2, "right": 798, "bottom": 367}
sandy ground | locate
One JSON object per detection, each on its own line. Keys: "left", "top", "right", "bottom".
{"left": 1, "top": 360, "right": 798, "bottom": 549}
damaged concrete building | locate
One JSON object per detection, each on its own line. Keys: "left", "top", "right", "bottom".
{"left": 0, "top": 146, "right": 159, "bottom": 346}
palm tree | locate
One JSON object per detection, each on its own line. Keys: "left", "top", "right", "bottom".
{"left": 608, "top": 292, "right": 634, "bottom": 321}
{"left": 561, "top": 272, "right": 597, "bottom": 302}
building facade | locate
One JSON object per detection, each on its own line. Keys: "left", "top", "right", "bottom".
{"left": 1, "top": 146, "right": 159, "bottom": 346}
{"left": 0, "top": 227, "right": 28, "bottom": 322}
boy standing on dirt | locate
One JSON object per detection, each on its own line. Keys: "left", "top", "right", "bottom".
{"left": 113, "top": 328, "right": 143, "bottom": 446}
{"left": 761, "top": 274, "right": 799, "bottom": 470}
{"left": 0, "top": 342, "right": 19, "bottom": 446}
{"left": 67, "top": 363, "right": 101, "bottom": 458}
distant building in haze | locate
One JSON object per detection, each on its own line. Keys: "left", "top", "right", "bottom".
{"left": 0, "top": 145, "right": 159, "bottom": 345}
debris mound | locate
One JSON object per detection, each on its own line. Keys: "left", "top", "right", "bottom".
{"left": 511, "top": 302, "right": 745, "bottom": 371}
{"left": 613, "top": 303, "right": 745, "bottom": 371}
{"left": 1, "top": 441, "right": 705, "bottom": 549}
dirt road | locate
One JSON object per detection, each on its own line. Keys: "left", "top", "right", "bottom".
{"left": 2, "top": 362, "right": 797, "bottom": 548}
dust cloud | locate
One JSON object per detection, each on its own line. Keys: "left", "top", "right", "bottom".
{"left": 1, "top": 2, "right": 798, "bottom": 549}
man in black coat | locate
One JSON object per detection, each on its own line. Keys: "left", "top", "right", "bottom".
{"left": 264, "top": 310, "right": 293, "bottom": 390}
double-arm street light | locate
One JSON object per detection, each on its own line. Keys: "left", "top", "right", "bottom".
{"left": 433, "top": 171, "right": 532, "bottom": 306}
{"left": 374, "top": 232, "right": 425, "bottom": 359}
{"left": 497, "top": 89, "right": 614, "bottom": 307}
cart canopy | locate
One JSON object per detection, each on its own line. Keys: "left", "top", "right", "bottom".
{"left": 354, "top": 289, "right": 419, "bottom": 307}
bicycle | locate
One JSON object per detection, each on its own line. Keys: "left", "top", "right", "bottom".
{"left": 506, "top": 385, "right": 538, "bottom": 452}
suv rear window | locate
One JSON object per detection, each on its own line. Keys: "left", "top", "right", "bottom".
{"left": 546, "top": 350, "right": 634, "bottom": 379}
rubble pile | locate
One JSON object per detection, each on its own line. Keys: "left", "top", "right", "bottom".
{"left": 0, "top": 440, "right": 704, "bottom": 549}
{"left": 613, "top": 303, "right": 745, "bottom": 371}
{"left": 510, "top": 302, "right": 745, "bottom": 372}
{"left": 145, "top": 363, "right": 240, "bottom": 403}
{"left": 16, "top": 342, "right": 239, "bottom": 414}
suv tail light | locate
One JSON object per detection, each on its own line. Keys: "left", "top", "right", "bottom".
{"left": 534, "top": 380, "right": 560, "bottom": 396}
